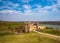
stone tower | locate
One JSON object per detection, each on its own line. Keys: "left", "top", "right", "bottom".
{"left": 25, "top": 21, "right": 31, "bottom": 32}
{"left": 25, "top": 21, "right": 40, "bottom": 32}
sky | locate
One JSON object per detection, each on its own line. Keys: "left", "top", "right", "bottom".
{"left": 0, "top": 0, "right": 60, "bottom": 21}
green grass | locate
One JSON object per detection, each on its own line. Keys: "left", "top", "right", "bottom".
{"left": 39, "top": 29, "right": 60, "bottom": 36}
{"left": 0, "top": 32, "right": 59, "bottom": 43}
{"left": 0, "top": 21, "right": 60, "bottom": 43}
{"left": 0, "top": 21, "right": 25, "bottom": 32}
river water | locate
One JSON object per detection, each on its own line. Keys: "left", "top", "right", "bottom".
{"left": 40, "top": 24, "right": 60, "bottom": 29}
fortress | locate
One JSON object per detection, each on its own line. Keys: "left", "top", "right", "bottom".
{"left": 25, "top": 21, "right": 46, "bottom": 32}
{"left": 15, "top": 21, "right": 46, "bottom": 34}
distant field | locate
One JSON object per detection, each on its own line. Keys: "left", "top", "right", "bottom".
{"left": 0, "top": 21, "right": 25, "bottom": 32}
{"left": 0, "top": 32, "right": 59, "bottom": 43}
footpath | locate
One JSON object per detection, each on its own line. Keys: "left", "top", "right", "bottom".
{"left": 33, "top": 30, "right": 60, "bottom": 41}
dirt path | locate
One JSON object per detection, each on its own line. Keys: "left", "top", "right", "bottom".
{"left": 33, "top": 30, "right": 60, "bottom": 41}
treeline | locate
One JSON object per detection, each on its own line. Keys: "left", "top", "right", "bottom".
{"left": 39, "top": 21, "right": 60, "bottom": 25}
{"left": 0, "top": 21, "right": 25, "bottom": 35}
{"left": 0, "top": 21, "right": 25, "bottom": 26}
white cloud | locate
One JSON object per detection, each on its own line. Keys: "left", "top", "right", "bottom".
{"left": 21, "top": 0, "right": 32, "bottom": 3}
{"left": 0, "top": 1, "right": 19, "bottom": 9}
{"left": 30, "top": 5, "right": 51, "bottom": 15}
{"left": 57, "top": 0, "right": 60, "bottom": 5}
{"left": 0, "top": 0, "right": 59, "bottom": 16}
{"left": 1, "top": 10, "right": 23, "bottom": 14}
{"left": 0, "top": 0, "right": 60, "bottom": 21}
{"left": 8, "top": 2, "right": 19, "bottom": 7}
{"left": 23, "top": 4, "right": 50, "bottom": 15}
{"left": 0, "top": 10, "right": 25, "bottom": 21}
{"left": 4, "top": 1, "right": 19, "bottom": 7}
{"left": 23, "top": 4, "right": 31, "bottom": 10}
{"left": 0, "top": 1, "right": 20, "bottom": 11}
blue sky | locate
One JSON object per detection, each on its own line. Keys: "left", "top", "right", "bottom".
{"left": 0, "top": 0, "right": 60, "bottom": 21}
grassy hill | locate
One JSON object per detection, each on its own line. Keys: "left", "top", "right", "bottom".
{"left": 0, "top": 32, "right": 59, "bottom": 43}
{"left": 0, "top": 21, "right": 60, "bottom": 43}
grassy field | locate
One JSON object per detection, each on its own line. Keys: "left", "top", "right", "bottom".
{"left": 0, "top": 21, "right": 60, "bottom": 43}
{"left": 0, "top": 21, "right": 25, "bottom": 32}
{"left": 38, "top": 29, "right": 60, "bottom": 36}
{"left": 0, "top": 32, "right": 59, "bottom": 43}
